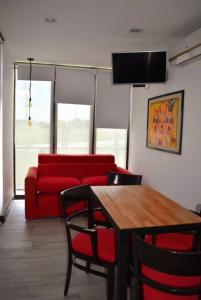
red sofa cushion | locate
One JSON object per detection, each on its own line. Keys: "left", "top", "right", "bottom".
{"left": 38, "top": 154, "right": 115, "bottom": 164}
{"left": 37, "top": 176, "right": 81, "bottom": 193}
{"left": 145, "top": 233, "right": 195, "bottom": 251}
{"left": 72, "top": 228, "right": 116, "bottom": 263}
{"left": 38, "top": 163, "right": 117, "bottom": 178}
{"left": 143, "top": 265, "right": 201, "bottom": 300}
{"left": 81, "top": 176, "right": 108, "bottom": 185}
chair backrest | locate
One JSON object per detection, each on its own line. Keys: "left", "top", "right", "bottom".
{"left": 108, "top": 172, "right": 142, "bottom": 185}
{"left": 131, "top": 233, "right": 201, "bottom": 297}
{"left": 60, "top": 184, "right": 93, "bottom": 219}
{"left": 60, "top": 185, "right": 98, "bottom": 259}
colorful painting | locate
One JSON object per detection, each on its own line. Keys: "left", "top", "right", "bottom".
{"left": 146, "top": 90, "right": 184, "bottom": 154}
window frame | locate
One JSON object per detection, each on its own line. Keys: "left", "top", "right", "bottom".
{"left": 13, "top": 64, "right": 130, "bottom": 197}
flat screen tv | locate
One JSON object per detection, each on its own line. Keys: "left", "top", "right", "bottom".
{"left": 112, "top": 51, "right": 167, "bottom": 84}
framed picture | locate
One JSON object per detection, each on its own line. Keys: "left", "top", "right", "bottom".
{"left": 146, "top": 90, "right": 184, "bottom": 154}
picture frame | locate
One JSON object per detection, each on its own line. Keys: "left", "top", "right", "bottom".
{"left": 146, "top": 90, "right": 184, "bottom": 154}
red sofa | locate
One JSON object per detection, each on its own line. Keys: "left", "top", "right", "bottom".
{"left": 25, "top": 154, "right": 130, "bottom": 219}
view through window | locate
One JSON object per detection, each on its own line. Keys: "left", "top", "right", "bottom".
{"left": 96, "top": 128, "right": 127, "bottom": 168}
{"left": 15, "top": 80, "right": 51, "bottom": 192}
{"left": 57, "top": 103, "right": 91, "bottom": 154}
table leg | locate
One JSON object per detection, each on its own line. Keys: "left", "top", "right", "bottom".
{"left": 115, "top": 230, "right": 129, "bottom": 300}
{"left": 88, "top": 192, "right": 96, "bottom": 228}
{"left": 197, "top": 226, "right": 201, "bottom": 251}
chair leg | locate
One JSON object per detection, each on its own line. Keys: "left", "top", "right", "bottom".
{"left": 106, "top": 266, "right": 115, "bottom": 300}
{"left": 86, "top": 261, "right": 91, "bottom": 273}
{"left": 64, "top": 252, "right": 72, "bottom": 296}
{"left": 130, "top": 277, "right": 141, "bottom": 300}
{"left": 129, "top": 277, "right": 135, "bottom": 300}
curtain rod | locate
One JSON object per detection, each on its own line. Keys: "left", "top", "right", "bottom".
{"left": 14, "top": 61, "right": 112, "bottom": 71}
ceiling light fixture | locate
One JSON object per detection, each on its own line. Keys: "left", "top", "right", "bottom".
{"left": 44, "top": 17, "right": 57, "bottom": 23}
{"left": 129, "top": 28, "right": 143, "bottom": 34}
{"left": 27, "top": 57, "right": 34, "bottom": 127}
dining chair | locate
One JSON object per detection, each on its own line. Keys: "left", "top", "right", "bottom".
{"left": 60, "top": 184, "right": 117, "bottom": 299}
{"left": 93, "top": 172, "right": 143, "bottom": 227}
{"left": 129, "top": 233, "right": 201, "bottom": 300}
{"left": 146, "top": 209, "right": 201, "bottom": 252}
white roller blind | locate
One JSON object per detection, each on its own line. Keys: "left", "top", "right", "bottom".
{"left": 55, "top": 67, "right": 95, "bottom": 105}
{"left": 96, "top": 71, "right": 130, "bottom": 129}
{"left": 17, "top": 64, "right": 55, "bottom": 81}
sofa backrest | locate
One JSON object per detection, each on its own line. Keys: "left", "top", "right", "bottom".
{"left": 38, "top": 162, "right": 117, "bottom": 178}
{"left": 38, "top": 154, "right": 115, "bottom": 164}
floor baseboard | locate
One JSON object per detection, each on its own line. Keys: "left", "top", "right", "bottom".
{"left": 0, "top": 215, "right": 5, "bottom": 223}
{"left": 0, "top": 197, "right": 14, "bottom": 223}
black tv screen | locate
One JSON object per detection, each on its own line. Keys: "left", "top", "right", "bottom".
{"left": 112, "top": 51, "right": 167, "bottom": 84}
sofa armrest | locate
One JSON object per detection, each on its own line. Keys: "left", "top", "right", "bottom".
{"left": 116, "top": 166, "right": 132, "bottom": 175}
{"left": 25, "top": 167, "right": 39, "bottom": 219}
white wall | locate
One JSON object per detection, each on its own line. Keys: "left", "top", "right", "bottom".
{"left": 1, "top": 44, "right": 14, "bottom": 215}
{"left": 129, "top": 59, "right": 201, "bottom": 210}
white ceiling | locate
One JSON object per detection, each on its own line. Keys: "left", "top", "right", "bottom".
{"left": 1, "top": 0, "right": 201, "bottom": 67}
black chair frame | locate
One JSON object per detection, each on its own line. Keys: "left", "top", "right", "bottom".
{"left": 107, "top": 172, "right": 143, "bottom": 185}
{"left": 129, "top": 233, "right": 201, "bottom": 300}
{"left": 60, "top": 185, "right": 115, "bottom": 299}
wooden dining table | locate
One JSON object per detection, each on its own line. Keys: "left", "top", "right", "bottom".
{"left": 91, "top": 185, "right": 201, "bottom": 300}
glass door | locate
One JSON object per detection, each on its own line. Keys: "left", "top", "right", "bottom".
{"left": 15, "top": 80, "right": 52, "bottom": 194}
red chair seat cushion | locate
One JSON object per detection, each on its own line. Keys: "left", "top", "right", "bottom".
{"left": 72, "top": 228, "right": 116, "bottom": 263}
{"left": 94, "top": 210, "right": 108, "bottom": 222}
{"left": 146, "top": 233, "right": 195, "bottom": 251}
{"left": 143, "top": 265, "right": 201, "bottom": 300}
{"left": 81, "top": 176, "right": 108, "bottom": 185}
{"left": 37, "top": 176, "right": 81, "bottom": 193}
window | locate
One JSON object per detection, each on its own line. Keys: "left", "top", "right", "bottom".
{"left": 14, "top": 65, "right": 130, "bottom": 195}
{"left": 96, "top": 128, "right": 127, "bottom": 168}
{"left": 15, "top": 80, "right": 51, "bottom": 193}
{"left": 57, "top": 103, "right": 91, "bottom": 154}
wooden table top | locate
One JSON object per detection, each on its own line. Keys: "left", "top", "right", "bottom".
{"left": 91, "top": 185, "right": 201, "bottom": 231}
